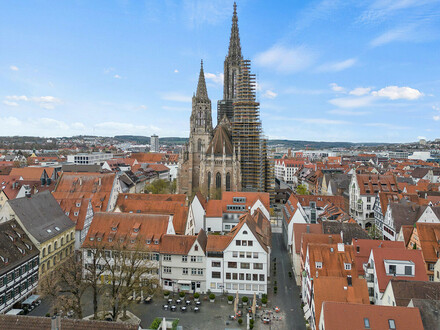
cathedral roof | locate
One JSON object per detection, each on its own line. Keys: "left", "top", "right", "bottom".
{"left": 206, "top": 123, "right": 233, "bottom": 156}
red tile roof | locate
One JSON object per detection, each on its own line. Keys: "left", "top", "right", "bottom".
{"left": 320, "top": 302, "right": 424, "bottom": 330}
{"left": 293, "top": 224, "right": 321, "bottom": 254}
{"left": 371, "top": 247, "right": 428, "bottom": 292}
{"left": 53, "top": 172, "right": 116, "bottom": 212}
{"left": 351, "top": 239, "right": 405, "bottom": 275}
{"left": 114, "top": 196, "right": 188, "bottom": 235}
{"left": 82, "top": 212, "right": 170, "bottom": 251}
{"left": 10, "top": 167, "right": 47, "bottom": 181}
{"left": 356, "top": 174, "right": 398, "bottom": 195}
{"left": 313, "top": 276, "right": 370, "bottom": 328}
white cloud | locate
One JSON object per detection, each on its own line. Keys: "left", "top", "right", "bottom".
{"left": 10, "top": 65, "right": 19, "bottom": 71}
{"left": 94, "top": 122, "right": 161, "bottom": 135}
{"left": 329, "top": 96, "right": 374, "bottom": 108}
{"left": 114, "top": 74, "right": 122, "bottom": 79}
{"left": 205, "top": 72, "right": 224, "bottom": 86}
{"left": 433, "top": 105, "right": 440, "bottom": 111}
{"left": 417, "top": 135, "right": 427, "bottom": 140}
{"left": 161, "top": 92, "right": 191, "bottom": 103}
{"left": 349, "top": 87, "right": 372, "bottom": 96}
{"left": 2, "top": 100, "right": 19, "bottom": 107}
{"left": 433, "top": 116, "right": 440, "bottom": 121}
{"left": 174, "top": 69, "right": 179, "bottom": 73}
{"left": 317, "top": 58, "right": 357, "bottom": 72}
{"left": 329, "top": 83, "right": 345, "bottom": 93}
{"left": 254, "top": 45, "right": 317, "bottom": 74}
{"left": 370, "top": 25, "right": 416, "bottom": 47}
{"left": 365, "top": 123, "right": 409, "bottom": 130}
{"left": 263, "top": 90, "right": 278, "bottom": 99}
{"left": 5, "top": 95, "right": 61, "bottom": 109}
{"left": 371, "top": 86, "right": 423, "bottom": 100}
{"left": 360, "top": 0, "right": 436, "bottom": 22}
{"left": 0, "top": 116, "right": 87, "bottom": 136}
{"left": 6, "top": 95, "right": 28, "bottom": 101}
{"left": 328, "top": 109, "right": 370, "bottom": 116}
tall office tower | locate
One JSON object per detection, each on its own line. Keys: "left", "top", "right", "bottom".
{"left": 150, "top": 134, "right": 159, "bottom": 152}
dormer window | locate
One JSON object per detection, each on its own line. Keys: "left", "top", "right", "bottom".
{"left": 74, "top": 212, "right": 79, "bottom": 216}
{"left": 65, "top": 212, "right": 69, "bottom": 216}
{"left": 130, "top": 239, "right": 135, "bottom": 244}
{"left": 112, "top": 227, "right": 117, "bottom": 231}
{"left": 154, "top": 240, "right": 159, "bottom": 245}
{"left": 76, "top": 202, "right": 81, "bottom": 207}
{"left": 315, "top": 262, "right": 322, "bottom": 269}
{"left": 344, "top": 263, "right": 351, "bottom": 270}
{"left": 146, "top": 239, "right": 151, "bottom": 244}
{"left": 97, "top": 237, "right": 101, "bottom": 242}
{"left": 133, "top": 228, "right": 139, "bottom": 233}
{"left": 119, "top": 238, "right": 124, "bottom": 243}
{"left": 108, "top": 238, "right": 113, "bottom": 242}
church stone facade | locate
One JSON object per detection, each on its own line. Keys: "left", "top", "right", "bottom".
{"left": 178, "top": 2, "right": 273, "bottom": 199}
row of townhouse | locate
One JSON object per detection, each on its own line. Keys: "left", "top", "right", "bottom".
{"left": 81, "top": 209, "right": 272, "bottom": 296}
{"left": 292, "top": 218, "right": 431, "bottom": 329}
{"left": 0, "top": 191, "right": 75, "bottom": 313}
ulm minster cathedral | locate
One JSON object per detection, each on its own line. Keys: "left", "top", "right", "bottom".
{"left": 177, "top": 3, "right": 274, "bottom": 199}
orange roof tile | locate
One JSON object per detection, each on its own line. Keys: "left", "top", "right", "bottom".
{"left": 82, "top": 212, "right": 170, "bottom": 252}
{"left": 10, "top": 167, "right": 47, "bottom": 181}
{"left": 293, "top": 224, "right": 322, "bottom": 254}
{"left": 114, "top": 197, "right": 188, "bottom": 235}
{"left": 301, "top": 234, "right": 343, "bottom": 265}
{"left": 351, "top": 239, "right": 405, "bottom": 275}
{"left": 313, "top": 276, "right": 370, "bottom": 328}
{"left": 321, "top": 302, "right": 424, "bottom": 330}
{"left": 307, "top": 243, "right": 357, "bottom": 278}
{"left": 371, "top": 248, "right": 428, "bottom": 292}
{"left": 159, "top": 235, "right": 197, "bottom": 255}
{"left": 206, "top": 235, "right": 232, "bottom": 252}
{"left": 53, "top": 172, "right": 116, "bottom": 212}
{"left": 356, "top": 174, "right": 398, "bottom": 195}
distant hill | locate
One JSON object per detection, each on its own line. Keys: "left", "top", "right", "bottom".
{"left": 267, "top": 139, "right": 387, "bottom": 149}
{"left": 114, "top": 136, "right": 388, "bottom": 149}
{"left": 114, "top": 135, "right": 188, "bottom": 145}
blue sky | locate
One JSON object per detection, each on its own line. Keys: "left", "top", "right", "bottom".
{"left": 0, "top": 0, "right": 439, "bottom": 143}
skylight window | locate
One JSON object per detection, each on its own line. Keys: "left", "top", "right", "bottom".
{"left": 55, "top": 226, "right": 60, "bottom": 231}
{"left": 47, "top": 229, "right": 52, "bottom": 233}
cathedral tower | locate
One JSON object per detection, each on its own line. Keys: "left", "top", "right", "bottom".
{"left": 217, "top": 2, "right": 243, "bottom": 124}
{"left": 178, "top": 61, "right": 213, "bottom": 196}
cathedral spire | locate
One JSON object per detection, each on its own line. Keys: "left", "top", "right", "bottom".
{"left": 196, "top": 59, "right": 209, "bottom": 100}
{"left": 228, "top": 2, "right": 242, "bottom": 61}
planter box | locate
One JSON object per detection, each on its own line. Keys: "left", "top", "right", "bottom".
{"left": 243, "top": 302, "right": 248, "bottom": 306}
{"left": 164, "top": 296, "right": 169, "bottom": 299}
{"left": 210, "top": 299, "right": 215, "bottom": 303}
{"left": 194, "top": 298, "right": 199, "bottom": 302}
{"left": 262, "top": 303, "right": 267, "bottom": 307}
{"left": 228, "top": 300, "right": 233, "bottom": 305}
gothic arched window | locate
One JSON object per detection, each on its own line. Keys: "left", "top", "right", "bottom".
{"left": 226, "top": 172, "right": 231, "bottom": 191}
{"left": 197, "top": 139, "right": 202, "bottom": 152}
{"left": 208, "top": 172, "right": 211, "bottom": 191}
{"left": 216, "top": 172, "right": 221, "bottom": 189}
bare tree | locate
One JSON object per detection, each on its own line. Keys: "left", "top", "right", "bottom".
{"left": 56, "top": 255, "right": 89, "bottom": 319}
{"left": 83, "top": 242, "right": 106, "bottom": 319}
{"left": 38, "top": 270, "right": 60, "bottom": 315}
{"left": 100, "top": 241, "right": 159, "bottom": 321}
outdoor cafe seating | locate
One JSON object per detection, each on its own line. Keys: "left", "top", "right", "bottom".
{"left": 176, "top": 299, "right": 181, "bottom": 304}
{"left": 193, "top": 306, "right": 200, "bottom": 312}
{"left": 181, "top": 306, "right": 187, "bottom": 312}
{"left": 195, "top": 301, "right": 201, "bottom": 306}
{"left": 170, "top": 305, "right": 177, "bottom": 311}
{"left": 163, "top": 305, "right": 169, "bottom": 310}
{"left": 185, "top": 300, "right": 191, "bottom": 305}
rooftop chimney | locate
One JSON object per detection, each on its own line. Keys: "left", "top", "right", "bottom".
{"left": 337, "top": 243, "right": 345, "bottom": 252}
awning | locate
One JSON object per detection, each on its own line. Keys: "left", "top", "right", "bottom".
{"left": 22, "top": 295, "right": 40, "bottom": 305}
{"left": 177, "top": 280, "right": 191, "bottom": 285}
